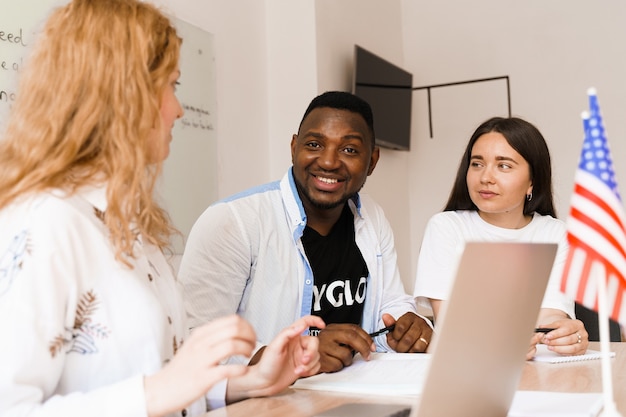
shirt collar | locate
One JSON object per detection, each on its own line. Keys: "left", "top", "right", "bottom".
{"left": 79, "top": 183, "right": 108, "bottom": 213}
{"left": 285, "top": 167, "right": 363, "bottom": 221}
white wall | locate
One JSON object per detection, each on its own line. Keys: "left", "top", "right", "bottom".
{"left": 159, "top": 0, "right": 417, "bottom": 290}
{"left": 313, "top": 0, "right": 414, "bottom": 292}
{"left": 402, "top": 1, "right": 626, "bottom": 288}
{"left": 13, "top": 0, "right": 626, "bottom": 305}
{"left": 155, "top": 0, "right": 626, "bottom": 298}
{"left": 156, "top": 0, "right": 273, "bottom": 198}
{"left": 159, "top": 1, "right": 321, "bottom": 192}
{"left": 266, "top": 1, "right": 319, "bottom": 180}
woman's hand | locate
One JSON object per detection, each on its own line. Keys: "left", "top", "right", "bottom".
{"left": 527, "top": 310, "right": 589, "bottom": 360}
{"left": 144, "top": 315, "right": 257, "bottom": 417}
{"left": 226, "top": 315, "right": 325, "bottom": 403}
{"left": 536, "top": 318, "right": 589, "bottom": 355}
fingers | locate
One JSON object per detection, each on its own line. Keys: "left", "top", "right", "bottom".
{"left": 386, "top": 312, "right": 433, "bottom": 353}
{"left": 381, "top": 313, "right": 396, "bottom": 327}
{"left": 145, "top": 364, "right": 250, "bottom": 417}
{"left": 289, "top": 315, "right": 326, "bottom": 337}
{"left": 299, "top": 330, "right": 320, "bottom": 363}
{"left": 537, "top": 319, "right": 589, "bottom": 356}
{"left": 226, "top": 316, "right": 324, "bottom": 401}
{"left": 529, "top": 332, "right": 543, "bottom": 346}
{"left": 526, "top": 344, "right": 537, "bottom": 361}
{"left": 145, "top": 315, "right": 258, "bottom": 417}
{"left": 317, "top": 324, "right": 374, "bottom": 373}
{"left": 526, "top": 332, "right": 544, "bottom": 360}
{"left": 294, "top": 336, "right": 321, "bottom": 376}
{"left": 188, "top": 315, "right": 257, "bottom": 363}
{"left": 413, "top": 335, "right": 431, "bottom": 352}
{"left": 264, "top": 315, "right": 324, "bottom": 358}
{"left": 193, "top": 314, "right": 256, "bottom": 347}
{"left": 266, "top": 317, "right": 322, "bottom": 375}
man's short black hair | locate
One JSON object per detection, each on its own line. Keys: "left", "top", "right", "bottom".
{"left": 298, "top": 91, "right": 376, "bottom": 148}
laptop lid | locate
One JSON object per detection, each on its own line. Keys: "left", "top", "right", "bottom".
{"left": 314, "top": 241, "right": 557, "bottom": 417}
{"left": 410, "top": 241, "right": 557, "bottom": 417}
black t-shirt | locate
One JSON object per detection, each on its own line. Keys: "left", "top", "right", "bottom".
{"left": 302, "top": 204, "right": 369, "bottom": 336}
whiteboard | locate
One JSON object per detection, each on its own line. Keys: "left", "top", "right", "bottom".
{"left": 161, "top": 17, "right": 217, "bottom": 255}
{"left": 0, "top": 0, "right": 63, "bottom": 131}
{"left": 0, "top": 2, "right": 218, "bottom": 255}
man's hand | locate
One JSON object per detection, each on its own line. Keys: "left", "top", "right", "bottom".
{"left": 382, "top": 312, "right": 433, "bottom": 353}
{"left": 316, "top": 323, "right": 375, "bottom": 373}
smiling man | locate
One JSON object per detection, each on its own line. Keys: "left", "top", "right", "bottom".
{"left": 179, "top": 91, "right": 432, "bottom": 373}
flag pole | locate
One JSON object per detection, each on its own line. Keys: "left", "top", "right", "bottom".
{"left": 596, "top": 267, "right": 622, "bottom": 417}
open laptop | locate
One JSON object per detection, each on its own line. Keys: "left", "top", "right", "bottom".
{"left": 315, "top": 241, "right": 558, "bottom": 417}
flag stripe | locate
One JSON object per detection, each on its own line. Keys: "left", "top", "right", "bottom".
{"left": 569, "top": 193, "right": 626, "bottom": 253}
{"left": 568, "top": 234, "right": 626, "bottom": 288}
{"left": 560, "top": 91, "right": 626, "bottom": 326}
{"left": 567, "top": 216, "right": 626, "bottom": 276}
{"left": 573, "top": 180, "right": 626, "bottom": 232}
{"left": 608, "top": 273, "right": 626, "bottom": 321}
{"left": 569, "top": 207, "right": 626, "bottom": 266}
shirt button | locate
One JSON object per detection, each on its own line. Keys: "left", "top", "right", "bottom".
{"left": 148, "top": 273, "right": 153, "bottom": 282}
{"left": 305, "top": 279, "right": 312, "bottom": 285}
{"left": 181, "top": 409, "right": 187, "bottom": 417}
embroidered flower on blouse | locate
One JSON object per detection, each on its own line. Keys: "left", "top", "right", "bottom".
{"left": 49, "top": 290, "right": 110, "bottom": 357}
{"left": 0, "top": 230, "right": 30, "bottom": 296}
{"left": 93, "top": 207, "right": 106, "bottom": 223}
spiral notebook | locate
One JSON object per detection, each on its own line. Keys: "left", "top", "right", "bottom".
{"left": 533, "top": 344, "right": 615, "bottom": 363}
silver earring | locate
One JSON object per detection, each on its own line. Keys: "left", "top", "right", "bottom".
{"left": 526, "top": 192, "right": 533, "bottom": 202}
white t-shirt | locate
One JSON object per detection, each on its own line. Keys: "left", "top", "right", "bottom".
{"left": 413, "top": 210, "right": 574, "bottom": 318}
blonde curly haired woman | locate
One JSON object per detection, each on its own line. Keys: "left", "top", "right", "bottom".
{"left": 0, "top": 1, "right": 322, "bottom": 416}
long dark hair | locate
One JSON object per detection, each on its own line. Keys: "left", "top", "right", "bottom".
{"left": 444, "top": 117, "right": 556, "bottom": 217}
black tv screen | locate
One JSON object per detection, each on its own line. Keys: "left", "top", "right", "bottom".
{"left": 352, "top": 45, "right": 413, "bottom": 151}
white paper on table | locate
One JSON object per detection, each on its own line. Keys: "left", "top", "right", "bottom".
{"left": 292, "top": 352, "right": 431, "bottom": 396}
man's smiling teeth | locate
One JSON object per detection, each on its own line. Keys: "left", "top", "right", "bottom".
{"left": 317, "top": 176, "right": 338, "bottom": 184}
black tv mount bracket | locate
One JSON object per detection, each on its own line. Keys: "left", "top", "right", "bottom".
{"left": 413, "top": 75, "right": 511, "bottom": 138}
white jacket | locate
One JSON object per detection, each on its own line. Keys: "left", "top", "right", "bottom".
{"left": 180, "top": 169, "right": 421, "bottom": 354}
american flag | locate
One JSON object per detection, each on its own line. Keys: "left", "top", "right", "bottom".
{"left": 560, "top": 89, "right": 626, "bottom": 326}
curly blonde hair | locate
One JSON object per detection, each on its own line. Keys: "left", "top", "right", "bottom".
{"left": 0, "top": 0, "right": 181, "bottom": 265}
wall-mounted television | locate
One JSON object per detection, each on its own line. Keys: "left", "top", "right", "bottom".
{"left": 352, "top": 45, "right": 413, "bottom": 151}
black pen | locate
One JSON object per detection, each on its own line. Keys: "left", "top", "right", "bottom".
{"left": 369, "top": 324, "right": 395, "bottom": 338}
{"left": 534, "top": 327, "right": 556, "bottom": 333}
